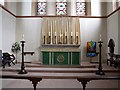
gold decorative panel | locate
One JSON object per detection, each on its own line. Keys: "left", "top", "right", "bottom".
{"left": 57, "top": 54, "right": 64, "bottom": 63}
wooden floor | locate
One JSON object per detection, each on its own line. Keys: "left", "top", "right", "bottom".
{"left": 1, "top": 62, "right": 120, "bottom": 89}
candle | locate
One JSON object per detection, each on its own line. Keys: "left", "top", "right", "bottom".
{"left": 22, "top": 34, "right": 25, "bottom": 41}
{"left": 76, "top": 32, "right": 78, "bottom": 36}
{"left": 65, "top": 32, "right": 67, "bottom": 36}
{"left": 22, "top": 34, "right": 24, "bottom": 38}
{"left": 49, "top": 32, "right": 50, "bottom": 36}
{"left": 60, "top": 33, "right": 62, "bottom": 37}
{"left": 43, "top": 32, "right": 45, "bottom": 36}
{"left": 60, "top": 33, "right": 61, "bottom": 43}
{"left": 100, "top": 34, "right": 102, "bottom": 41}
{"left": 55, "top": 32, "right": 56, "bottom": 36}
{"left": 71, "top": 32, "right": 73, "bottom": 36}
{"left": 61, "top": 34, "right": 63, "bottom": 37}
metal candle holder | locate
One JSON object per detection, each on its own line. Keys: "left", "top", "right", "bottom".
{"left": 18, "top": 40, "right": 27, "bottom": 74}
{"left": 96, "top": 41, "right": 105, "bottom": 75}
{"left": 43, "top": 35, "right": 45, "bottom": 44}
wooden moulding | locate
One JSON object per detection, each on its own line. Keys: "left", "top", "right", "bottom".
{"left": 1, "top": 3, "right": 120, "bottom": 18}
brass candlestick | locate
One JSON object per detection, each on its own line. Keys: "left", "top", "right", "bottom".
{"left": 55, "top": 36, "right": 56, "bottom": 44}
{"left": 65, "top": 36, "right": 67, "bottom": 44}
{"left": 43, "top": 35, "right": 45, "bottom": 44}
{"left": 76, "top": 36, "right": 78, "bottom": 44}
{"left": 48, "top": 36, "right": 51, "bottom": 44}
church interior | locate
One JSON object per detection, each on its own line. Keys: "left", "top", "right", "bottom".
{"left": 0, "top": 0, "right": 120, "bottom": 90}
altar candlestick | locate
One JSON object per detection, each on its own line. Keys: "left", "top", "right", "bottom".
{"left": 54, "top": 32, "right": 56, "bottom": 44}
{"left": 65, "top": 32, "right": 67, "bottom": 44}
{"left": 44, "top": 35, "right": 45, "bottom": 44}
{"left": 48, "top": 32, "right": 51, "bottom": 44}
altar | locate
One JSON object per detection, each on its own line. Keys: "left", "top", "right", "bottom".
{"left": 41, "top": 45, "right": 81, "bottom": 65}
{"left": 40, "top": 17, "right": 81, "bottom": 65}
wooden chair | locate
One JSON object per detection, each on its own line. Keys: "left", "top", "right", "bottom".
{"left": 113, "top": 54, "right": 120, "bottom": 68}
{"left": 107, "top": 39, "right": 115, "bottom": 66}
{"left": 2, "top": 53, "right": 15, "bottom": 68}
{"left": 107, "top": 39, "right": 120, "bottom": 68}
{"left": 107, "top": 53, "right": 115, "bottom": 66}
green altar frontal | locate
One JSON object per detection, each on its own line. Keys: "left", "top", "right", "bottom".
{"left": 41, "top": 45, "right": 81, "bottom": 65}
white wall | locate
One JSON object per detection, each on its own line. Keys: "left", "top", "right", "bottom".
{"left": 0, "top": 8, "right": 2, "bottom": 50}
{"left": 107, "top": 12, "right": 119, "bottom": 54}
{"left": 2, "top": 8, "right": 16, "bottom": 53}
{"left": 107, "top": 2, "right": 113, "bottom": 15}
{"left": 16, "top": 1, "right": 32, "bottom": 16}
{"left": 118, "top": 10, "right": 120, "bottom": 54}
{"left": 80, "top": 18, "right": 107, "bottom": 62}
{"left": 16, "top": 18, "right": 42, "bottom": 62}
{"left": 0, "top": 7, "right": 2, "bottom": 90}
{"left": 5, "top": 2, "right": 16, "bottom": 15}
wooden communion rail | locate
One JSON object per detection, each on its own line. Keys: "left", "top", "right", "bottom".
{"left": 1, "top": 70, "right": 120, "bottom": 90}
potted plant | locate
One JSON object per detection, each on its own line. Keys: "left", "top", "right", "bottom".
{"left": 11, "top": 42, "right": 21, "bottom": 63}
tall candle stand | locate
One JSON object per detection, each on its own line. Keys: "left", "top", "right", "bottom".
{"left": 96, "top": 41, "right": 105, "bottom": 75}
{"left": 18, "top": 40, "right": 27, "bottom": 74}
